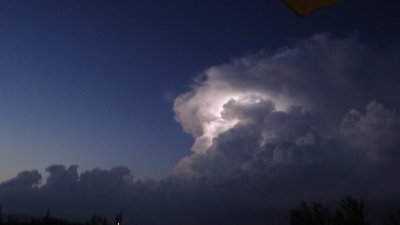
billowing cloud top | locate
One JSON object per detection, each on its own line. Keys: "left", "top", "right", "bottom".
{"left": 1, "top": 33, "right": 400, "bottom": 225}
{"left": 173, "top": 33, "right": 400, "bottom": 181}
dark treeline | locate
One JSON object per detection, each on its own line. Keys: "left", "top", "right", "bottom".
{"left": 0, "top": 214, "right": 107, "bottom": 225}
{"left": 0, "top": 214, "right": 111, "bottom": 225}
{"left": 290, "top": 197, "right": 400, "bottom": 225}
{"left": 0, "top": 204, "right": 116, "bottom": 225}
{"left": 1, "top": 197, "right": 400, "bottom": 225}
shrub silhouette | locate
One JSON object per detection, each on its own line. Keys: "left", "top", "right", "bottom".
{"left": 334, "top": 196, "right": 369, "bottom": 225}
{"left": 290, "top": 197, "right": 369, "bottom": 225}
{"left": 0, "top": 205, "right": 113, "bottom": 225}
{"left": 289, "top": 202, "right": 331, "bottom": 225}
{"left": 384, "top": 211, "right": 400, "bottom": 225}
{"left": 88, "top": 215, "right": 108, "bottom": 225}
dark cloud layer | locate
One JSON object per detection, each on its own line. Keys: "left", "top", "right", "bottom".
{"left": 1, "top": 34, "right": 400, "bottom": 225}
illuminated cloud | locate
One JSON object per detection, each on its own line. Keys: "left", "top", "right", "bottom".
{"left": 172, "top": 33, "right": 400, "bottom": 184}
{"left": 1, "top": 33, "right": 400, "bottom": 225}
{"left": 340, "top": 100, "right": 400, "bottom": 161}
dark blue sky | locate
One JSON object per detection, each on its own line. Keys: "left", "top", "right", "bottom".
{"left": 0, "top": 0, "right": 399, "bottom": 181}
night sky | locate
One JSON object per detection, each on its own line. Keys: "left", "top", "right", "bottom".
{"left": 0, "top": 0, "right": 400, "bottom": 224}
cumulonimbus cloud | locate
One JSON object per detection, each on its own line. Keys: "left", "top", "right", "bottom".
{"left": 1, "top": 33, "right": 400, "bottom": 225}
{"left": 173, "top": 33, "right": 400, "bottom": 179}
{"left": 171, "top": 34, "right": 400, "bottom": 214}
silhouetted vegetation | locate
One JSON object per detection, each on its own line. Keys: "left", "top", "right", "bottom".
{"left": 88, "top": 215, "right": 108, "bottom": 225}
{"left": 334, "top": 197, "right": 369, "bottom": 225}
{"left": 0, "top": 205, "right": 117, "bottom": 225}
{"left": 384, "top": 211, "right": 400, "bottom": 225}
{"left": 1, "top": 197, "right": 400, "bottom": 225}
{"left": 290, "top": 201, "right": 331, "bottom": 225}
{"left": 289, "top": 196, "right": 400, "bottom": 225}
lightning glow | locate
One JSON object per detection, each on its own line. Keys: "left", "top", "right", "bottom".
{"left": 187, "top": 90, "right": 290, "bottom": 153}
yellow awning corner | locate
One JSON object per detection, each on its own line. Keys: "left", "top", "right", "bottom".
{"left": 283, "top": 0, "right": 343, "bottom": 16}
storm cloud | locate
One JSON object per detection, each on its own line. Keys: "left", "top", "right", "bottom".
{"left": 172, "top": 32, "right": 400, "bottom": 215}
{"left": 1, "top": 33, "right": 400, "bottom": 225}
